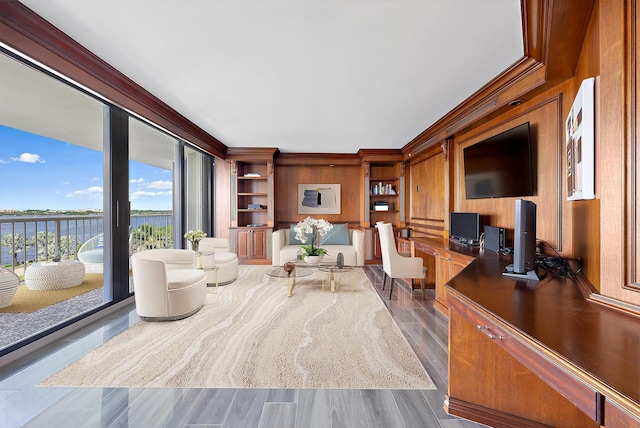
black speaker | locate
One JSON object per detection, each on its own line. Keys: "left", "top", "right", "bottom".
{"left": 484, "top": 225, "right": 505, "bottom": 252}
{"left": 504, "top": 199, "right": 539, "bottom": 281}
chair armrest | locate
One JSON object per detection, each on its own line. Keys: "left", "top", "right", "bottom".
{"left": 272, "top": 229, "right": 286, "bottom": 265}
{"left": 351, "top": 229, "right": 365, "bottom": 266}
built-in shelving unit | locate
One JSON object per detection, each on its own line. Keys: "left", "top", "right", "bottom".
{"left": 359, "top": 149, "right": 407, "bottom": 262}
{"left": 228, "top": 148, "right": 278, "bottom": 264}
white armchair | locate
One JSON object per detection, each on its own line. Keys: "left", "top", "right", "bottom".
{"left": 376, "top": 222, "right": 425, "bottom": 299}
{"left": 131, "top": 249, "right": 206, "bottom": 321}
{"left": 198, "top": 237, "right": 239, "bottom": 285}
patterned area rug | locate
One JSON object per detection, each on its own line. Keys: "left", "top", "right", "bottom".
{"left": 40, "top": 266, "right": 434, "bottom": 389}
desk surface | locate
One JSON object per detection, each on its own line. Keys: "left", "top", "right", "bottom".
{"left": 446, "top": 252, "right": 640, "bottom": 416}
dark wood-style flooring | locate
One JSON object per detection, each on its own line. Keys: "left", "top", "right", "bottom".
{"left": 0, "top": 266, "right": 487, "bottom": 427}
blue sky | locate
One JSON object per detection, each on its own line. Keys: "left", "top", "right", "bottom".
{"left": 0, "top": 125, "right": 172, "bottom": 211}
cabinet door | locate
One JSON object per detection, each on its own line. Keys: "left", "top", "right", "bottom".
{"left": 251, "top": 228, "right": 267, "bottom": 259}
{"left": 435, "top": 252, "right": 452, "bottom": 312}
{"left": 372, "top": 228, "right": 382, "bottom": 259}
{"left": 236, "top": 229, "right": 251, "bottom": 259}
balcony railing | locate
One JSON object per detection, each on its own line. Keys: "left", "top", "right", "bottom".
{"left": 0, "top": 214, "right": 173, "bottom": 273}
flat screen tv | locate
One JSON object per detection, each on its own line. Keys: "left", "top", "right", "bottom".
{"left": 463, "top": 122, "right": 534, "bottom": 199}
{"left": 449, "top": 212, "right": 480, "bottom": 245}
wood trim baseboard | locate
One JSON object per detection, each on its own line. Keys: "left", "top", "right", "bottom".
{"left": 445, "top": 395, "right": 551, "bottom": 428}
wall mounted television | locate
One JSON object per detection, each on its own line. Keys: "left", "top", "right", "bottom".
{"left": 463, "top": 122, "right": 534, "bottom": 199}
{"left": 449, "top": 212, "right": 481, "bottom": 245}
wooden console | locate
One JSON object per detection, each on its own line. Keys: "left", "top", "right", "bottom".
{"left": 443, "top": 251, "right": 640, "bottom": 427}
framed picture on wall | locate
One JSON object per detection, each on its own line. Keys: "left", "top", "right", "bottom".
{"left": 566, "top": 77, "right": 595, "bottom": 201}
{"left": 298, "top": 184, "right": 341, "bottom": 214}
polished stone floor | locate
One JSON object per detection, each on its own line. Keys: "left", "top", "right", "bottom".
{"left": 0, "top": 266, "right": 487, "bottom": 427}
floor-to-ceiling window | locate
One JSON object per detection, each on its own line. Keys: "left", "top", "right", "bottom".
{"left": 0, "top": 49, "right": 109, "bottom": 352}
{"left": 184, "top": 145, "right": 213, "bottom": 238}
{"left": 0, "top": 46, "right": 216, "bottom": 358}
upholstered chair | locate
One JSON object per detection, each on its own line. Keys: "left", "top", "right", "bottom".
{"left": 131, "top": 249, "right": 206, "bottom": 321}
{"left": 198, "top": 237, "right": 239, "bottom": 285}
{"left": 376, "top": 222, "right": 426, "bottom": 299}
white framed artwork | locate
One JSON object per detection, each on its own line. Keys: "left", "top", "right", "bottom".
{"left": 297, "top": 184, "right": 341, "bottom": 215}
{"left": 566, "top": 77, "right": 595, "bottom": 200}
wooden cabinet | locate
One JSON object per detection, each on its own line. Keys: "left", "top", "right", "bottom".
{"left": 234, "top": 227, "right": 267, "bottom": 261}
{"left": 234, "top": 162, "right": 270, "bottom": 228}
{"left": 410, "top": 237, "right": 474, "bottom": 315}
{"left": 447, "top": 294, "right": 599, "bottom": 428}
{"left": 366, "top": 162, "right": 405, "bottom": 228}
{"left": 445, "top": 255, "right": 640, "bottom": 427}
{"left": 228, "top": 148, "right": 277, "bottom": 263}
{"left": 360, "top": 152, "right": 407, "bottom": 263}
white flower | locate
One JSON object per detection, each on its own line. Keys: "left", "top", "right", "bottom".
{"left": 183, "top": 229, "right": 207, "bottom": 243}
{"left": 293, "top": 217, "right": 333, "bottom": 244}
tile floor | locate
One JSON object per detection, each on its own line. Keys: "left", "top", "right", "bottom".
{"left": 0, "top": 266, "right": 487, "bottom": 428}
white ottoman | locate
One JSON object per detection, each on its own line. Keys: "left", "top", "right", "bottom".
{"left": 25, "top": 260, "right": 86, "bottom": 291}
{"left": 0, "top": 267, "right": 20, "bottom": 308}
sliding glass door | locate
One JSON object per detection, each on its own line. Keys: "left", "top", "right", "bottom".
{"left": 0, "top": 46, "right": 217, "bottom": 357}
{"left": 0, "top": 49, "right": 108, "bottom": 352}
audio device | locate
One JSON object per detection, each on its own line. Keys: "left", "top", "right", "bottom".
{"left": 483, "top": 225, "right": 505, "bottom": 252}
{"left": 503, "top": 199, "right": 539, "bottom": 281}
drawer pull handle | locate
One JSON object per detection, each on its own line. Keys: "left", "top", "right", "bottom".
{"left": 476, "top": 325, "right": 504, "bottom": 340}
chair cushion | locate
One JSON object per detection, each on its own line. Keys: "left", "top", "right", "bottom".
{"left": 320, "top": 223, "right": 349, "bottom": 245}
{"left": 289, "top": 224, "right": 314, "bottom": 245}
{"left": 79, "top": 249, "right": 103, "bottom": 264}
{"left": 166, "top": 269, "right": 205, "bottom": 290}
{"left": 214, "top": 252, "right": 238, "bottom": 264}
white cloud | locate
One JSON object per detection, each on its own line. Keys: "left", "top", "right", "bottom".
{"left": 130, "top": 178, "right": 145, "bottom": 184}
{"left": 130, "top": 190, "right": 172, "bottom": 200}
{"left": 64, "top": 186, "right": 103, "bottom": 199}
{"left": 146, "top": 180, "right": 173, "bottom": 190}
{"left": 11, "top": 152, "right": 45, "bottom": 163}
{"left": 90, "top": 176, "right": 101, "bottom": 182}
{"left": 0, "top": 159, "right": 8, "bottom": 164}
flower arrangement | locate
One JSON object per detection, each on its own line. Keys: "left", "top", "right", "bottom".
{"left": 183, "top": 229, "right": 207, "bottom": 251}
{"left": 293, "top": 217, "right": 333, "bottom": 258}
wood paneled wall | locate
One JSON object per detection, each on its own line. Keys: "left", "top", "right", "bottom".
{"left": 274, "top": 164, "right": 362, "bottom": 228}
{"left": 408, "top": 145, "right": 447, "bottom": 239}
{"left": 453, "top": 95, "right": 564, "bottom": 251}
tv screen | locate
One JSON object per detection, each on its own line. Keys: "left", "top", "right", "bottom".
{"left": 450, "top": 212, "right": 480, "bottom": 245}
{"left": 463, "top": 122, "right": 534, "bottom": 199}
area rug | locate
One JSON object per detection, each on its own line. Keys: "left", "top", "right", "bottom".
{"left": 40, "top": 266, "right": 434, "bottom": 389}
{"left": 0, "top": 273, "right": 103, "bottom": 313}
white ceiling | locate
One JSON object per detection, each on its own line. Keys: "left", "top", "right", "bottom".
{"left": 18, "top": 0, "right": 524, "bottom": 154}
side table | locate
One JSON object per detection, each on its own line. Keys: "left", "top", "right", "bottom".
{"left": 202, "top": 265, "right": 220, "bottom": 293}
{"left": 25, "top": 260, "right": 85, "bottom": 290}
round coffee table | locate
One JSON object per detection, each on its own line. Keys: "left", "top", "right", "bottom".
{"left": 266, "top": 266, "right": 313, "bottom": 297}
{"left": 317, "top": 265, "right": 355, "bottom": 292}
{"left": 25, "top": 260, "right": 86, "bottom": 291}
